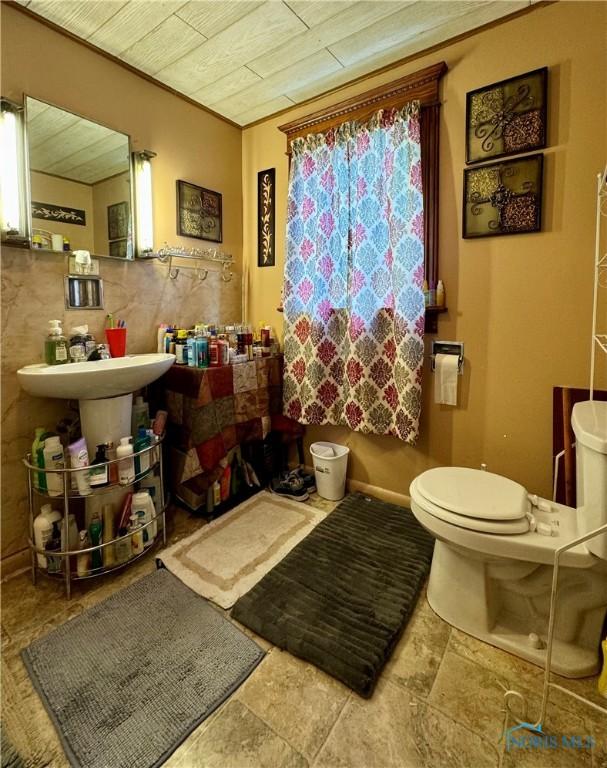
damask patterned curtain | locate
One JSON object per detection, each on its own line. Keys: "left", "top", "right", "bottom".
{"left": 282, "top": 102, "right": 425, "bottom": 443}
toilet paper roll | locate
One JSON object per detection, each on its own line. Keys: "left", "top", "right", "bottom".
{"left": 434, "top": 353, "right": 459, "bottom": 406}
{"left": 51, "top": 233, "right": 64, "bottom": 252}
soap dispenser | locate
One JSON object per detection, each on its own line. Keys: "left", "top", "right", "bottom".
{"left": 45, "top": 320, "right": 68, "bottom": 366}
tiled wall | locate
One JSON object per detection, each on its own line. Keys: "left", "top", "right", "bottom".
{"left": 0, "top": 247, "right": 241, "bottom": 571}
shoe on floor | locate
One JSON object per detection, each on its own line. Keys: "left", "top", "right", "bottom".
{"left": 270, "top": 474, "right": 309, "bottom": 501}
{"left": 286, "top": 467, "right": 316, "bottom": 494}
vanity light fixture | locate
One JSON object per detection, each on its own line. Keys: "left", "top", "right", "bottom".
{"left": 133, "top": 149, "right": 156, "bottom": 256}
{"left": 0, "top": 98, "right": 29, "bottom": 244}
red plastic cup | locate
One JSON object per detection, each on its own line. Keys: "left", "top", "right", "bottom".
{"left": 105, "top": 328, "right": 127, "bottom": 357}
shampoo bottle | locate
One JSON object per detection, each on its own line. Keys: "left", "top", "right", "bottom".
{"left": 43, "top": 436, "right": 65, "bottom": 497}
{"left": 44, "top": 320, "right": 68, "bottom": 366}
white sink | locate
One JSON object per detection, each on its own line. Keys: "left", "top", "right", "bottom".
{"left": 17, "top": 353, "right": 175, "bottom": 400}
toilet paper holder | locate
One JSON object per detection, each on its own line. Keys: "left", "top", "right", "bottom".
{"left": 430, "top": 341, "right": 464, "bottom": 374}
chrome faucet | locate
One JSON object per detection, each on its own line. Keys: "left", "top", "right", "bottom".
{"left": 87, "top": 344, "right": 111, "bottom": 361}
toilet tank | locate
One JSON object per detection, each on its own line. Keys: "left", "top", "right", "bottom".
{"left": 572, "top": 400, "right": 607, "bottom": 560}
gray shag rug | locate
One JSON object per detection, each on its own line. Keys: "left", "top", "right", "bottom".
{"left": 232, "top": 492, "right": 435, "bottom": 698}
{"left": 22, "top": 568, "right": 264, "bottom": 768}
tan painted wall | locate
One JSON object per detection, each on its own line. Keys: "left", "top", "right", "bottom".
{"left": 0, "top": 5, "right": 243, "bottom": 572}
{"left": 242, "top": 1, "right": 607, "bottom": 500}
{"left": 92, "top": 172, "right": 131, "bottom": 257}
{"left": 30, "top": 171, "right": 95, "bottom": 252}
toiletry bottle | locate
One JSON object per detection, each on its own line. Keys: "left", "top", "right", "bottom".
{"left": 44, "top": 320, "right": 68, "bottom": 366}
{"left": 68, "top": 328, "right": 87, "bottom": 362}
{"left": 32, "top": 427, "right": 48, "bottom": 491}
{"left": 436, "top": 279, "right": 445, "bottom": 307}
{"left": 129, "top": 514, "right": 144, "bottom": 555}
{"left": 175, "top": 330, "right": 187, "bottom": 364}
{"left": 106, "top": 441, "right": 118, "bottom": 484}
{"left": 102, "top": 503, "right": 115, "bottom": 567}
{"left": 157, "top": 324, "right": 167, "bottom": 354}
{"left": 77, "top": 530, "right": 90, "bottom": 576}
{"left": 117, "top": 437, "right": 135, "bottom": 485}
{"left": 131, "top": 396, "right": 149, "bottom": 437}
{"left": 134, "top": 427, "right": 151, "bottom": 476}
{"left": 428, "top": 281, "right": 436, "bottom": 306}
{"left": 220, "top": 465, "right": 231, "bottom": 502}
{"left": 61, "top": 513, "right": 79, "bottom": 572}
{"left": 43, "top": 436, "right": 65, "bottom": 496}
{"left": 45, "top": 522, "right": 62, "bottom": 574}
{"left": 89, "top": 511, "right": 103, "bottom": 571}
{"left": 115, "top": 527, "right": 131, "bottom": 564}
{"left": 89, "top": 444, "right": 109, "bottom": 487}
{"left": 33, "top": 503, "right": 61, "bottom": 568}
{"left": 187, "top": 334, "right": 196, "bottom": 367}
{"left": 132, "top": 490, "right": 156, "bottom": 544}
{"left": 213, "top": 480, "right": 221, "bottom": 507}
{"left": 152, "top": 410, "right": 167, "bottom": 436}
{"left": 422, "top": 279, "right": 430, "bottom": 307}
{"left": 68, "top": 436, "right": 91, "bottom": 496}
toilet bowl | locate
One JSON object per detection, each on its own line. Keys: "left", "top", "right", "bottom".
{"left": 409, "top": 400, "right": 607, "bottom": 678}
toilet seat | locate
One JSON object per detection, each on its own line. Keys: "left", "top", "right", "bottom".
{"left": 410, "top": 477, "right": 530, "bottom": 534}
{"left": 410, "top": 467, "right": 530, "bottom": 535}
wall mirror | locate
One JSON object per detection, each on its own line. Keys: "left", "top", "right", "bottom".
{"left": 25, "top": 96, "right": 134, "bottom": 259}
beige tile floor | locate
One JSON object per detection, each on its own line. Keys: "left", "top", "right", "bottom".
{"left": 1, "top": 494, "right": 605, "bottom": 768}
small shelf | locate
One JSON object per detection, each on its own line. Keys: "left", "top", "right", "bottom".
{"left": 30, "top": 507, "right": 165, "bottom": 582}
{"left": 425, "top": 305, "right": 447, "bottom": 334}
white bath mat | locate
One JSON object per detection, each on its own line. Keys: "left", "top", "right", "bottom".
{"left": 159, "top": 491, "right": 326, "bottom": 609}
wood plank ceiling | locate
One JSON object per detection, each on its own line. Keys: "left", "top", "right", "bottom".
{"left": 18, "top": 1, "right": 537, "bottom": 126}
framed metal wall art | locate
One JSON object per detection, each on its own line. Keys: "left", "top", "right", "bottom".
{"left": 463, "top": 153, "right": 543, "bottom": 238}
{"left": 107, "top": 201, "right": 129, "bottom": 240}
{"left": 257, "top": 168, "right": 275, "bottom": 267}
{"left": 176, "top": 180, "right": 222, "bottom": 243}
{"left": 466, "top": 67, "right": 547, "bottom": 164}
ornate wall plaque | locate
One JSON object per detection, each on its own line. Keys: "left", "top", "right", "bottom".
{"left": 257, "top": 168, "right": 275, "bottom": 267}
{"left": 177, "top": 180, "right": 222, "bottom": 243}
{"left": 31, "top": 201, "right": 86, "bottom": 226}
{"left": 466, "top": 68, "right": 547, "bottom": 164}
{"left": 463, "top": 154, "right": 543, "bottom": 238}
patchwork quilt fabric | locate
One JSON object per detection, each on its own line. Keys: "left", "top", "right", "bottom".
{"left": 159, "top": 357, "right": 283, "bottom": 482}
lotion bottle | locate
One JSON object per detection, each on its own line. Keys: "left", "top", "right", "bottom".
{"left": 117, "top": 437, "right": 135, "bottom": 485}
{"left": 33, "top": 504, "right": 61, "bottom": 568}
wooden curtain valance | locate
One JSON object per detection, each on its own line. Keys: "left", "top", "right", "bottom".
{"left": 278, "top": 61, "right": 447, "bottom": 144}
{"left": 279, "top": 61, "right": 448, "bottom": 332}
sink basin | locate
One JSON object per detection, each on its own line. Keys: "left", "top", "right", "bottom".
{"left": 17, "top": 353, "right": 175, "bottom": 400}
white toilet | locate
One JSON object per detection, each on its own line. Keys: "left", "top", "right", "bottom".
{"left": 410, "top": 400, "right": 607, "bottom": 678}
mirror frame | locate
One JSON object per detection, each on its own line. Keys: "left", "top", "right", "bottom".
{"left": 23, "top": 94, "right": 136, "bottom": 261}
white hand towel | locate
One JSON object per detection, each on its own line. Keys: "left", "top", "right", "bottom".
{"left": 434, "top": 353, "right": 459, "bottom": 406}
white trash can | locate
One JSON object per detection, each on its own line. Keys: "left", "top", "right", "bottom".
{"left": 310, "top": 442, "right": 350, "bottom": 501}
